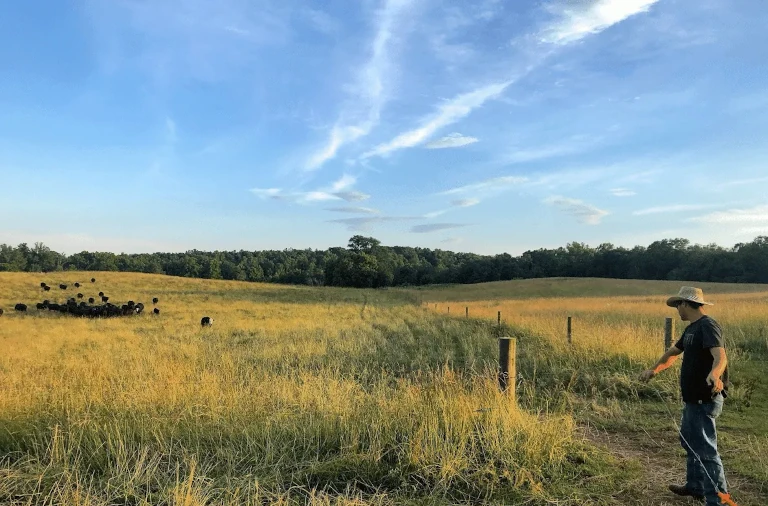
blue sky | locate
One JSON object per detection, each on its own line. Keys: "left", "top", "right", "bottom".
{"left": 1, "top": 0, "right": 767, "bottom": 255}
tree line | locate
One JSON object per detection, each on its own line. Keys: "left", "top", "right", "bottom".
{"left": 2, "top": 235, "right": 768, "bottom": 287}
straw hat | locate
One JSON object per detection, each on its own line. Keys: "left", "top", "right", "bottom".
{"left": 666, "top": 286, "right": 713, "bottom": 307}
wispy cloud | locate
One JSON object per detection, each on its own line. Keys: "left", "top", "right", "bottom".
{"left": 305, "top": 0, "right": 415, "bottom": 171}
{"left": 439, "top": 176, "right": 528, "bottom": 196}
{"left": 609, "top": 188, "right": 636, "bottom": 197}
{"left": 360, "top": 0, "right": 658, "bottom": 161}
{"left": 451, "top": 198, "right": 480, "bottom": 207}
{"left": 688, "top": 205, "right": 768, "bottom": 225}
{"left": 330, "top": 215, "right": 417, "bottom": 232}
{"left": 363, "top": 80, "right": 512, "bottom": 158}
{"left": 544, "top": 196, "right": 609, "bottom": 225}
{"left": 506, "top": 135, "right": 604, "bottom": 164}
{"left": 425, "top": 133, "right": 479, "bottom": 149}
{"left": 633, "top": 204, "right": 719, "bottom": 216}
{"left": 325, "top": 206, "right": 380, "bottom": 214}
{"left": 333, "top": 190, "right": 371, "bottom": 202}
{"left": 540, "top": 0, "right": 661, "bottom": 45}
{"left": 411, "top": 223, "right": 467, "bottom": 233}
{"left": 722, "top": 176, "right": 768, "bottom": 187}
{"left": 441, "top": 236, "right": 464, "bottom": 245}
{"left": 250, "top": 174, "right": 370, "bottom": 204}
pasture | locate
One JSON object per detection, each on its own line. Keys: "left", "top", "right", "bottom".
{"left": 0, "top": 273, "right": 766, "bottom": 505}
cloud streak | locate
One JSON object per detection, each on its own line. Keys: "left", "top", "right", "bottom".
{"left": 305, "top": 0, "right": 415, "bottom": 171}
{"left": 326, "top": 206, "right": 380, "bottom": 214}
{"left": 440, "top": 176, "right": 528, "bottom": 195}
{"left": 363, "top": 80, "right": 512, "bottom": 158}
{"left": 688, "top": 205, "right": 768, "bottom": 225}
{"left": 425, "top": 133, "right": 479, "bottom": 149}
{"left": 359, "top": 0, "right": 658, "bottom": 161}
{"left": 329, "top": 215, "right": 418, "bottom": 231}
{"left": 411, "top": 223, "right": 467, "bottom": 233}
{"left": 633, "top": 204, "right": 719, "bottom": 216}
{"left": 541, "top": 0, "right": 661, "bottom": 45}
{"left": 544, "top": 196, "right": 609, "bottom": 225}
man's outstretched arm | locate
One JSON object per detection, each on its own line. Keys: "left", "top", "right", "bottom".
{"left": 640, "top": 345, "right": 683, "bottom": 381}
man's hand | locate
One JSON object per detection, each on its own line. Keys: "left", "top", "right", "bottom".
{"left": 706, "top": 372, "right": 724, "bottom": 394}
{"left": 639, "top": 369, "right": 656, "bottom": 382}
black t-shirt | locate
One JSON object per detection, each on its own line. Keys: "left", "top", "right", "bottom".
{"left": 674, "top": 315, "right": 729, "bottom": 403}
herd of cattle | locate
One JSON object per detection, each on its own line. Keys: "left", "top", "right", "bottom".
{"left": 0, "top": 277, "right": 214, "bottom": 327}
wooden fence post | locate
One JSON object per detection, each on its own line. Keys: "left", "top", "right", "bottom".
{"left": 497, "top": 311, "right": 501, "bottom": 327}
{"left": 448, "top": 306, "right": 450, "bottom": 314}
{"left": 664, "top": 317, "right": 674, "bottom": 350}
{"left": 567, "top": 316, "right": 572, "bottom": 344}
{"left": 498, "top": 337, "right": 517, "bottom": 399}
{"left": 465, "top": 306, "right": 469, "bottom": 318}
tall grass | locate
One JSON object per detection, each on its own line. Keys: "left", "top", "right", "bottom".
{"left": 0, "top": 273, "right": 611, "bottom": 505}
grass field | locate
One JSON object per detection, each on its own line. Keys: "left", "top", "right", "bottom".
{"left": 1, "top": 273, "right": 766, "bottom": 505}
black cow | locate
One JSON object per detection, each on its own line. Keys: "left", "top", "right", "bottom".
{"left": 135, "top": 303, "right": 145, "bottom": 314}
{"left": 98, "top": 292, "right": 104, "bottom": 297}
{"left": 40, "top": 282, "right": 47, "bottom": 288}
{"left": 0, "top": 308, "right": 4, "bottom": 317}
{"left": 153, "top": 308, "right": 160, "bottom": 315}
{"left": 77, "top": 293, "right": 84, "bottom": 299}
{"left": 201, "top": 316, "right": 213, "bottom": 327}
{"left": 48, "top": 303, "right": 60, "bottom": 311}
{"left": 91, "top": 278, "right": 96, "bottom": 283}
{"left": 15, "top": 304, "right": 27, "bottom": 312}
{"left": 36, "top": 303, "right": 46, "bottom": 310}
{"left": 59, "top": 284, "right": 67, "bottom": 290}
{"left": 43, "top": 286, "right": 51, "bottom": 292}
{"left": 88, "top": 298, "right": 95, "bottom": 304}
{"left": 101, "top": 296, "right": 109, "bottom": 303}
{"left": 74, "top": 282, "right": 80, "bottom": 288}
{"left": 152, "top": 297, "right": 159, "bottom": 304}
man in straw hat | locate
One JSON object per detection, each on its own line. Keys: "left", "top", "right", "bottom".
{"left": 640, "top": 286, "right": 730, "bottom": 505}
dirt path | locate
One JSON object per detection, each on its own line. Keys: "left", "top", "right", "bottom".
{"left": 579, "top": 423, "right": 767, "bottom": 506}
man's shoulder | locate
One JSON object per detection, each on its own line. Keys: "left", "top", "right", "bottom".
{"left": 700, "top": 315, "right": 721, "bottom": 330}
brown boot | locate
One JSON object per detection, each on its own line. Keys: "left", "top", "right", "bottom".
{"left": 668, "top": 484, "right": 704, "bottom": 500}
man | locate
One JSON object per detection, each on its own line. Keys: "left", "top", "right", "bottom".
{"left": 640, "top": 286, "right": 730, "bottom": 505}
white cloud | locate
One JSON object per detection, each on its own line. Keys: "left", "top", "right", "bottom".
{"left": 541, "top": 0, "right": 661, "bottom": 45}
{"left": 544, "top": 196, "right": 609, "bottom": 225}
{"left": 423, "top": 209, "right": 449, "bottom": 219}
{"left": 633, "top": 204, "right": 719, "bottom": 216}
{"left": 329, "top": 215, "right": 418, "bottom": 232}
{"left": 360, "top": 0, "right": 659, "bottom": 162}
{"left": 330, "top": 174, "right": 357, "bottom": 192}
{"left": 250, "top": 188, "right": 283, "bottom": 198}
{"left": 439, "top": 176, "right": 528, "bottom": 195}
{"left": 609, "top": 188, "right": 636, "bottom": 197}
{"left": 363, "top": 80, "right": 512, "bottom": 158}
{"left": 505, "top": 135, "right": 604, "bottom": 164}
{"left": 688, "top": 205, "right": 768, "bottom": 225}
{"left": 325, "top": 206, "right": 380, "bottom": 214}
{"left": 411, "top": 223, "right": 467, "bottom": 233}
{"left": 334, "top": 190, "right": 371, "bottom": 202}
{"left": 305, "top": 0, "right": 415, "bottom": 170}
{"left": 425, "top": 133, "right": 479, "bottom": 149}
{"left": 441, "top": 236, "right": 464, "bottom": 245}
{"left": 722, "top": 176, "right": 768, "bottom": 187}
{"left": 451, "top": 198, "right": 480, "bottom": 207}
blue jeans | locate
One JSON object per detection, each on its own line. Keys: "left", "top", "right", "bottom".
{"left": 680, "top": 394, "right": 728, "bottom": 505}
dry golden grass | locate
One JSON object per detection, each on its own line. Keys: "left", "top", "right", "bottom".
{"left": 0, "top": 272, "right": 598, "bottom": 506}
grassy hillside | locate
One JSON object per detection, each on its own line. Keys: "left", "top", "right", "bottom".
{"left": 408, "top": 277, "right": 768, "bottom": 302}
{"left": 1, "top": 273, "right": 765, "bottom": 505}
{"left": 1, "top": 272, "right": 620, "bottom": 506}
{"left": 411, "top": 277, "right": 768, "bottom": 504}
